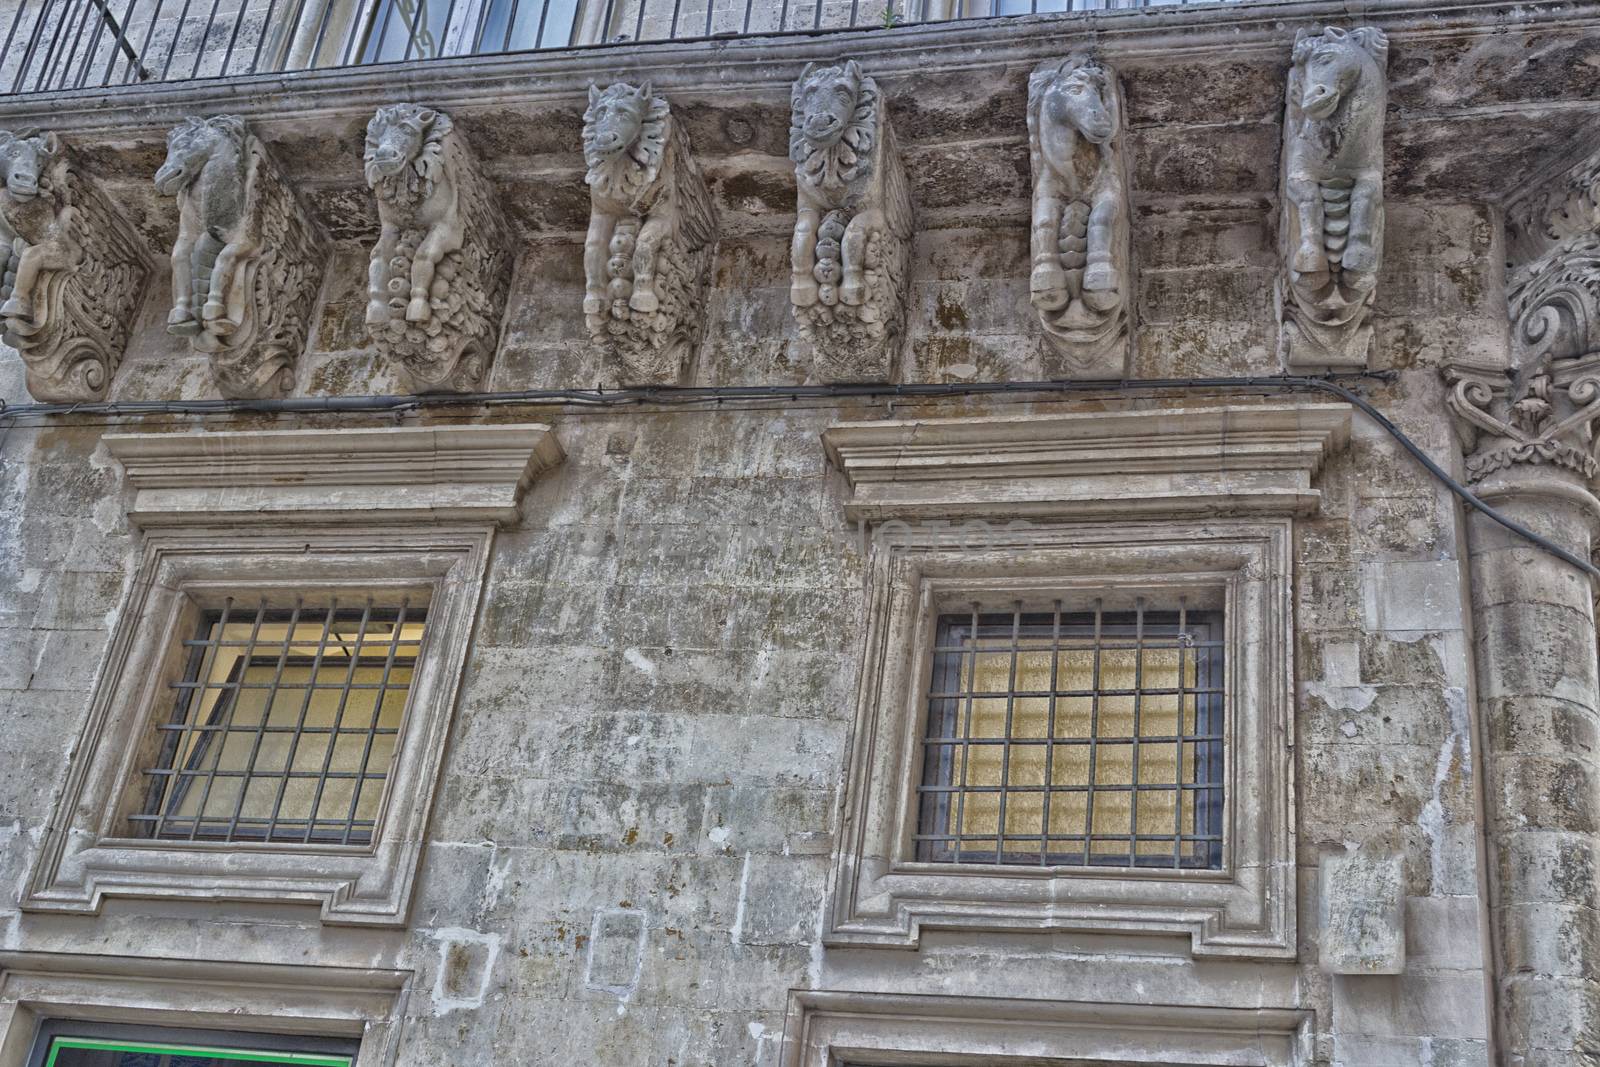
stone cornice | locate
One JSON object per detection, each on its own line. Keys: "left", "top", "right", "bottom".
{"left": 0, "top": 0, "right": 1591, "bottom": 134}
{"left": 822, "top": 401, "right": 1351, "bottom": 520}
{"left": 104, "top": 423, "right": 563, "bottom": 525}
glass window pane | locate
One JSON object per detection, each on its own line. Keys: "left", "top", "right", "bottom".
{"left": 131, "top": 600, "right": 426, "bottom": 845}
{"left": 916, "top": 601, "right": 1224, "bottom": 869}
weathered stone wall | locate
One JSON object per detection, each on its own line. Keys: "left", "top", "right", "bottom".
{"left": 2, "top": 2, "right": 1597, "bottom": 1062}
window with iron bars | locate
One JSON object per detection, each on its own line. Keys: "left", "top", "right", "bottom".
{"left": 129, "top": 597, "right": 426, "bottom": 846}
{"left": 915, "top": 597, "right": 1224, "bottom": 870}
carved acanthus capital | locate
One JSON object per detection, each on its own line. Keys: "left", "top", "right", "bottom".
{"left": 1444, "top": 355, "right": 1600, "bottom": 485}
{"left": 789, "top": 59, "right": 914, "bottom": 383}
{"left": 364, "top": 104, "right": 512, "bottom": 393}
{"left": 1276, "top": 26, "right": 1388, "bottom": 372}
{"left": 582, "top": 82, "right": 718, "bottom": 385}
{"left": 154, "top": 116, "right": 327, "bottom": 399}
{"left": 1026, "top": 54, "right": 1132, "bottom": 379}
{"left": 1505, "top": 145, "right": 1600, "bottom": 268}
{"left": 0, "top": 129, "right": 150, "bottom": 402}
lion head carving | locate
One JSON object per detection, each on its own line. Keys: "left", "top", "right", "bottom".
{"left": 790, "top": 60, "right": 877, "bottom": 197}
{"left": 365, "top": 104, "right": 451, "bottom": 205}
{"left": 583, "top": 82, "right": 671, "bottom": 205}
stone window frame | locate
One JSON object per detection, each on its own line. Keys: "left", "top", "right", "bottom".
{"left": 819, "top": 403, "right": 1349, "bottom": 958}
{"left": 778, "top": 989, "right": 1312, "bottom": 1067}
{"left": 20, "top": 424, "right": 561, "bottom": 927}
{"left": 0, "top": 952, "right": 409, "bottom": 1067}
{"left": 824, "top": 519, "right": 1296, "bottom": 957}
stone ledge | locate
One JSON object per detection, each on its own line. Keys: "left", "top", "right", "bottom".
{"left": 104, "top": 423, "right": 564, "bottom": 525}
{"left": 822, "top": 401, "right": 1351, "bottom": 521}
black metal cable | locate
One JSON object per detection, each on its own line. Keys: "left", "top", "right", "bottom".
{"left": 2, "top": 371, "right": 1595, "bottom": 580}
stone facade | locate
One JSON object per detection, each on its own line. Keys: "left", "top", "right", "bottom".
{"left": 0, "top": 1, "right": 1597, "bottom": 1064}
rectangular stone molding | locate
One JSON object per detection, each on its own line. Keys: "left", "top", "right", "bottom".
{"left": 104, "top": 423, "right": 563, "bottom": 526}
{"left": 1318, "top": 850, "right": 1405, "bottom": 974}
{"left": 822, "top": 519, "right": 1297, "bottom": 957}
{"left": 22, "top": 423, "right": 562, "bottom": 926}
{"left": 778, "top": 990, "right": 1313, "bottom": 1066}
{"left": 0, "top": 952, "right": 409, "bottom": 1067}
{"left": 823, "top": 402, "right": 1351, "bottom": 521}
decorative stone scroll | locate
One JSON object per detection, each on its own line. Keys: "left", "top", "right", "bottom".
{"left": 1445, "top": 145, "right": 1600, "bottom": 488}
{"left": 582, "top": 82, "right": 718, "bottom": 386}
{"left": 154, "top": 116, "right": 327, "bottom": 399}
{"left": 1444, "top": 356, "right": 1600, "bottom": 485}
{"left": 789, "top": 59, "right": 913, "bottom": 383}
{"left": 1026, "top": 54, "right": 1132, "bottom": 379}
{"left": 0, "top": 130, "right": 149, "bottom": 402}
{"left": 1276, "top": 26, "right": 1388, "bottom": 371}
{"left": 365, "top": 104, "right": 512, "bottom": 393}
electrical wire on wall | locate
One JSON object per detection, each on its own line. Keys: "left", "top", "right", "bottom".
{"left": 2, "top": 371, "right": 1595, "bottom": 582}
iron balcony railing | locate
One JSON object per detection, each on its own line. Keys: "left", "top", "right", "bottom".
{"left": 0, "top": 0, "right": 1228, "bottom": 96}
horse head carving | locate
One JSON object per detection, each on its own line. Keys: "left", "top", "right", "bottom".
{"left": 365, "top": 104, "right": 448, "bottom": 205}
{"left": 0, "top": 129, "right": 60, "bottom": 202}
{"left": 790, "top": 60, "right": 876, "bottom": 199}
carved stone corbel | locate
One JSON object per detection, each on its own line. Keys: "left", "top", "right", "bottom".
{"left": 1026, "top": 54, "right": 1132, "bottom": 379}
{"left": 0, "top": 129, "right": 150, "bottom": 402}
{"left": 789, "top": 60, "right": 914, "bottom": 384}
{"left": 1276, "top": 26, "right": 1388, "bottom": 371}
{"left": 154, "top": 116, "right": 327, "bottom": 399}
{"left": 364, "top": 104, "right": 512, "bottom": 393}
{"left": 582, "top": 82, "right": 718, "bottom": 386}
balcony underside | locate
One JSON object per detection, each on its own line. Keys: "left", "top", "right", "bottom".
{"left": 0, "top": 0, "right": 1592, "bottom": 257}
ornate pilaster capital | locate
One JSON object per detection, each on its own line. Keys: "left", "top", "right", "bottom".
{"left": 1443, "top": 354, "right": 1600, "bottom": 488}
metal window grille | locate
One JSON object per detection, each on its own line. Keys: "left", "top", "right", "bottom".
{"left": 129, "top": 596, "right": 426, "bottom": 846}
{"left": 915, "top": 597, "right": 1224, "bottom": 870}
{"left": 0, "top": 0, "right": 1245, "bottom": 97}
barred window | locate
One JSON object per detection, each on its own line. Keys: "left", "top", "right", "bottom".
{"left": 129, "top": 597, "right": 426, "bottom": 845}
{"left": 916, "top": 598, "right": 1224, "bottom": 870}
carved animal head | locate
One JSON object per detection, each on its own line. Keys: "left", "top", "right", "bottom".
{"left": 0, "top": 128, "right": 61, "bottom": 200}
{"left": 791, "top": 60, "right": 870, "bottom": 154}
{"left": 582, "top": 82, "right": 671, "bottom": 199}
{"left": 365, "top": 104, "right": 451, "bottom": 192}
{"left": 789, "top": 60, "right": 877, "bottom": 193}
{"left": 1292, "top": 26, "right": 1388, "bottom": 122}
{"left": 1034, "top": 57, "right": 1116, "bottom": 146}
{"left": 154, "top": 115, "right": 246, "bottom": 196}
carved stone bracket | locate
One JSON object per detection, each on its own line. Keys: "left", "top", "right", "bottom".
{"left": 582, "top": 82, "right": 718, "bottom": 386}
{"left": 0, "top": 129, "right": 150, "bottom": 402}
{"left": 789, "top": 60, "right": 914, "bottom": 384}
{"left": 1276, "top": 26, "right": 1388, "bottom": 372}
{"left": 154, "top": 116, "right": 328, "bottom": 399}
{"left": 364, "top": 104, "right": 512, "bottom": 393}
{"left": 1026, "top": 54, "right": 1132, "bottom": 379}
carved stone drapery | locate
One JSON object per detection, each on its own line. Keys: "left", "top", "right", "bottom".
{"left": 1026, "top": 55, "right": 1132, "bottom": 379}
{"left": 0, "top": 130, "right": 150, "bottom": 402}
{"left": 789, "top": 60, "right": 914, "bottom": 384}
{"left": 582, "top": 82, "right": 718, "bottom": 386}
{"left": 364, "top": 104, "right": 512, "bottom": 393}
{"left": 1276, "top": 26, "right": 1388, "bottom": 371}
{"left": 154, "top": 116, "right": 327, "bottom": 399}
